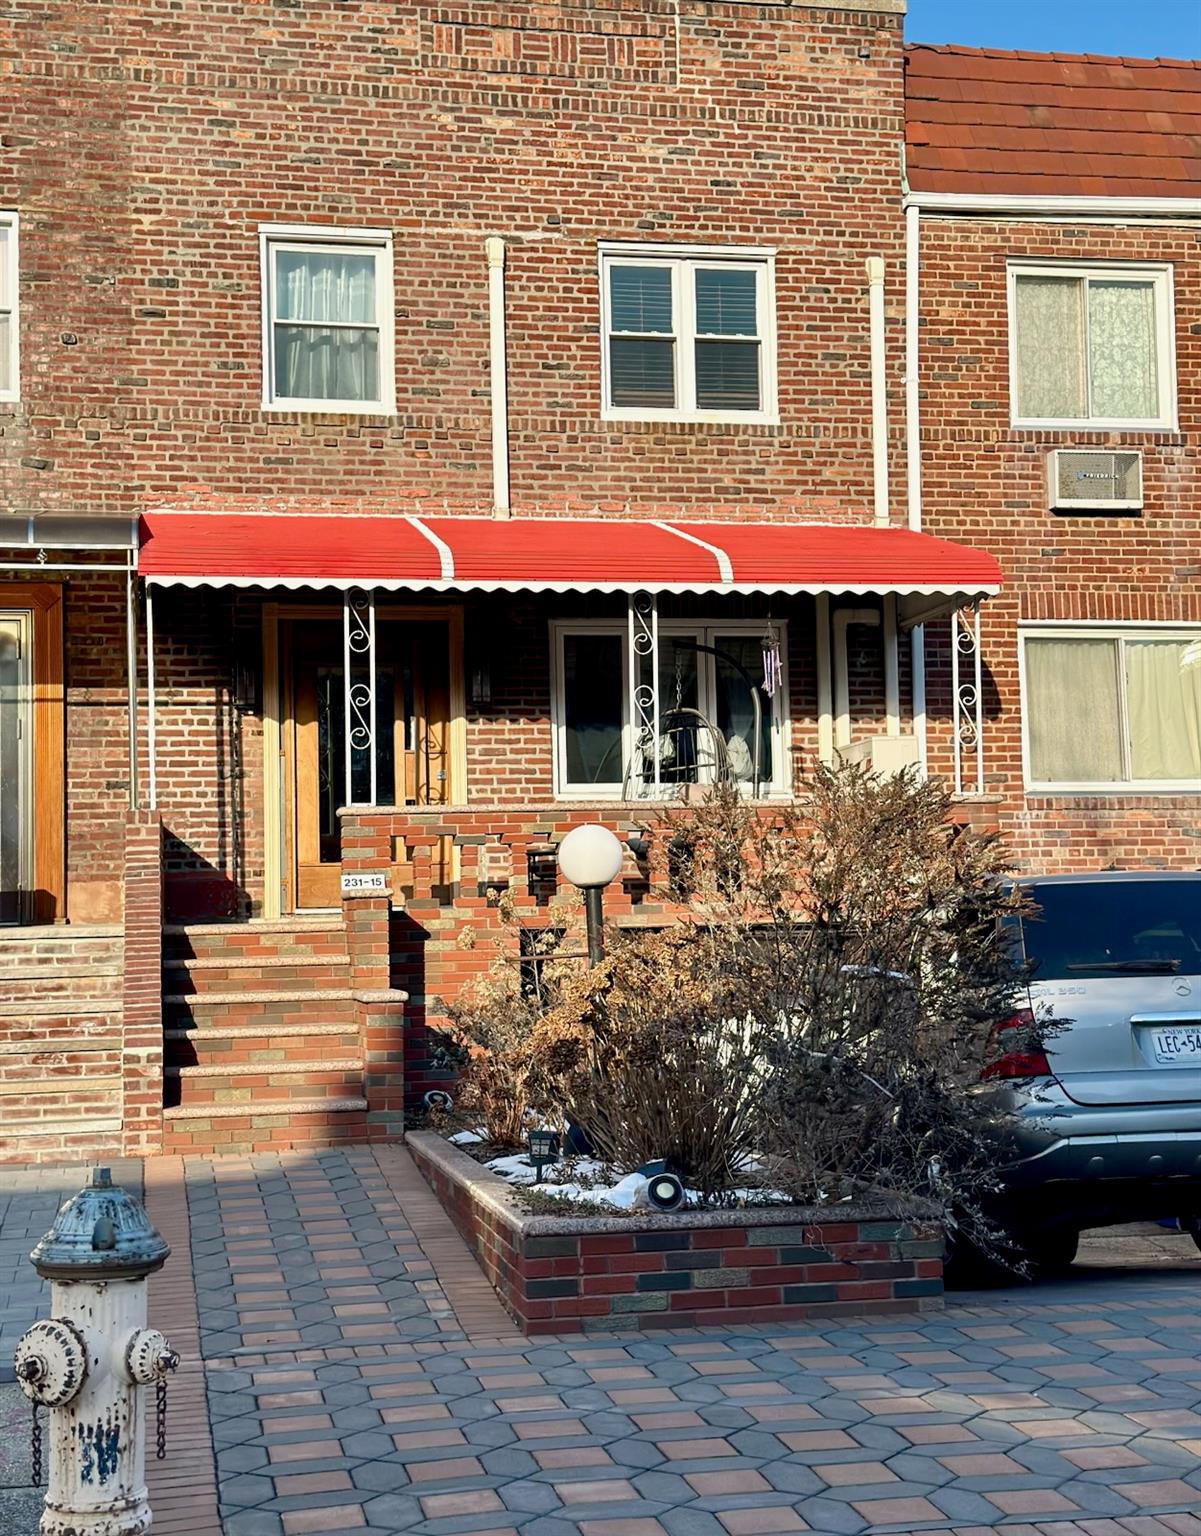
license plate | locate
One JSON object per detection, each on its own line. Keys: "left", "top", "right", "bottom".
{"left": 1148, "top": 1026, "right": 1201, "bottom": 1066}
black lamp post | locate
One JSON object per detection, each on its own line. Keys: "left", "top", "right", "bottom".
{"left": 556, "top": 824, "right": 625, "bottom": 966}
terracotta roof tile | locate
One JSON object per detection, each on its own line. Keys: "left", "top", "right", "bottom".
{"left": 905, "top": 43, "right": 1201, "bottom": 197}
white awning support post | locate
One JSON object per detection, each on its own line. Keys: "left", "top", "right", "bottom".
{"left": 145, "top": 582, "right": 158, "bottom": 811}
{"left": 628, "top": 593, "right": 660, "bottom": 796}
{"left": 343, "top": 588, "right": 377, "bottom": 806}
{"left": 815, "top": 594, "right": 834, "bottom": 766}
{"left": 126, "top": 556, "right": 139, "bottom": 810}
{"left": 950, "top": 603, "right": 984, "bottom": 796}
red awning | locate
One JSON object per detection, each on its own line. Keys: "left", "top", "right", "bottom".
{"left": 138, "top": 512, "right": 1001, "bottom": 600}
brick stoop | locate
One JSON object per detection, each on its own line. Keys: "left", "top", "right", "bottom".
{"left": 407, "top": 1131, "right": 944, "bottom": 1336}
{"left": 160, "top": 917, "right": 375, "bottom": 1153}
{"left": 0, "top": 924, "right": 125, "bottom": 1161}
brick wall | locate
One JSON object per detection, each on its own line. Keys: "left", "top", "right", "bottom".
{"left": 408, "top": 1131, "right": 943, "bottom": 1335}
{"left": 917, "top": 216, "right": 1201, "bottom": 871}
{"left": 1, "top": 0, "right": 907, "bottom": 525}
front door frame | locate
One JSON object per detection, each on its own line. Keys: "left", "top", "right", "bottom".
{"left": 0, "top": 583, "right": 65, "bottom": 924}
{"left": 261, "top": 600, "right": 466, "bottom": 919}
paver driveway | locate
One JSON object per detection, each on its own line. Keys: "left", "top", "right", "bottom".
{"left": 180, "top": 1149, "right": 1201, "bottom": 1536}
{"left": 2, "top": 1147, "right": 1199, "bottom": 1536}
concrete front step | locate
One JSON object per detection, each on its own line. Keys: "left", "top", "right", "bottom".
{"left": 167, "top": 1062, "right": 366, "bottom": 1111}
{"left": 166, "top": 1026, "right": 361, "bottom": 1070}
{"left": 163, "top": 988, "right": 354, "bottom": 1007}
{"left": 164, "top": 918, "right": 347, "bottom": 965}
{"left": 162, "top": 1097, "right": 370, "bottom": 1153}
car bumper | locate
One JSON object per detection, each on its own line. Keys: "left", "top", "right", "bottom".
{"left": 970, "top": 1080, "right": 1201, "bottom": 1205}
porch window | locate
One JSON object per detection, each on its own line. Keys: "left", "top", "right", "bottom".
{"left": 0, "top": 214, "right": 17, "bottom": 401}
{"left": 1022, "top": 626, "right": 1201, "bottom": 790}
{"left": 600, "top": 244, "right": 777, "bottom": 423}
{"left": 552, "top": 620, "right": 788, "bottom": 798}
{"left": 260, "top": 225, "right": 394, "bottom": 412}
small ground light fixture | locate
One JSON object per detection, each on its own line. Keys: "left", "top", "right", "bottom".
{"left": 527, "top": 1128, "right": 560, "bottom": 1183}
{"left": 423, "top": 1089, "right": 453, "bottom": 1113}
{"left": 637, "top": 1160, "right": 687, "bottom": 1212}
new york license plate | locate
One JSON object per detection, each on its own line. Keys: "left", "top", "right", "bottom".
{"left": 1149, "top": 1026, "right": 1201, "bottom": 1066}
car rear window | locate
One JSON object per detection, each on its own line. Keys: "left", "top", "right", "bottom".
{"left": 1021, "top": 880, "right": 1201, "bottom": 980}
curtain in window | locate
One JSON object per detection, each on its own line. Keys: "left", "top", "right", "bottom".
{"left": 1014, "top": 275, "right": 1086, "bottom": 419}
{"left": 1126, "top": 640, "right": 1201, "bottom": 781}
{"left": 274, "top": 250, "right": 379, "bottom": 403}
{"left": 1089, "top": 280, "right": 1158, "bottom": 420}
{"left": 1026, "top": 638, "right": 1123, "bottom": 783}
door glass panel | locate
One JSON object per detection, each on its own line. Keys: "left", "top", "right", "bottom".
{"left": 0, "top": 618, "right": 27, "bottom": 925}
{"left": 317, "top": 665, "right": 396, "bottom": 858}
{"left": 713, "top": 635, "right": 773, "bottom": 787}
{"left": 563, "top": 634, "right": 623, "bottom": 788}
{"left": 640, "top": 636, "right": 704, "bottom": 785}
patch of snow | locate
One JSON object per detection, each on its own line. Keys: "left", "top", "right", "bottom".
{"left": 484, "top": 1151, "right": 792, "bottom": 1212}
{"left": 448, "top": 1128, "right": 485, "bottom": 1145}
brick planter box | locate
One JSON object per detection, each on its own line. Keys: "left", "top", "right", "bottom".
{"left": 406, "top": 1131, "right": 944, "bottom": 1335}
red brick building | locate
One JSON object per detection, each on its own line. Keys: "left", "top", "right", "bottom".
{"left": 904, "top": 45, "right": 1201, "bottom": 865}
{"left": 0, "top": 5, "right": 1195, "bottom": 1159}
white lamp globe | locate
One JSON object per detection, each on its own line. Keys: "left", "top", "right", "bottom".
{"left": 557, "top": 824, "right": 625, "bottom": 890}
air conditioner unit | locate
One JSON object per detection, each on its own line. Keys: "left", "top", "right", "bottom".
{"left": 1048, "top": 449, "right": 1142, "bottom": 512}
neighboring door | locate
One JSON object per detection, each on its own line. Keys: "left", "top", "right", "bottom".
{"left": 0, "top": 613, "right": 30, "bottom": 925}
{"left": 282, "top": 616, "right": 453, "bottom": 910}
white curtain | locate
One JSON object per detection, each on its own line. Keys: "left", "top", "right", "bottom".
{"left": 274, "top": 250, "right": 379, "bottom": 403}
{"left": 1089, "top": 280, "right": 1158, "bottom": 420}
{"left": 1026, "top": 638, "right": 1123, "bottom": 783}
{"left": 1015, "top": 275, "right": 1085, "bottom": 419}
{"left": 1126, "top": 641, "right": 1201, "bottom": 781}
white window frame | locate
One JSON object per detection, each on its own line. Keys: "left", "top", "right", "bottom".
{"left": 1007, "top": 261, "right": 1176, "bottom": 431}
{"left": 1019, "top": 621, "right": 1201, "bottom": 795}
{"left": 0, "top": 212, "right": 19, "bottom": 404}
{"left": 598, "top": 242, "right": 778, "bottom": 425}
{"left": 551, "top": 617, "right": 791, "bottom": 799}
{"left": 259, "top": 223, "right": 395, "bottom": 414}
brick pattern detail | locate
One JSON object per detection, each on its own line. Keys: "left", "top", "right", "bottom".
{"left": 407, "top": 1133, "right": 944, "bottom": 1336}
{"left": 122, "top": 810, "right": 165, "bottom": 1154}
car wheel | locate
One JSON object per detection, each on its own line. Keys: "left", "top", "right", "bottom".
{"left": 1025, "top": 1228, "right": 1079, "bottom": 1275}
{"left": 945, "top": 1225, "right": 1077, "bottom": 1286}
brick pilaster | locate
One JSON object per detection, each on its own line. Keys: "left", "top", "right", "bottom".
{"left": 122, "top": 810, "right": 165, "bottom": 1155}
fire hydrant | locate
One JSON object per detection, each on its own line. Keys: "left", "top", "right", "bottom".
{"left": 13, "top": 1167, "right": 179, "bottom": 1536}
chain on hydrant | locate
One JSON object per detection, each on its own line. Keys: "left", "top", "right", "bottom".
{"left": 12, "top": 1168, "right": 177, "bottom": 1536}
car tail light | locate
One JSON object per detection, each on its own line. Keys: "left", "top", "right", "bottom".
{"left": 981, "top": 1009, "right": 1052, "bottom": 1081}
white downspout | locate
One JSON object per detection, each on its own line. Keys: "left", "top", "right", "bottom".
{"left": 904, "top": 203, "right": 928, "bottom": 774}
{"left": 145, "top": 582, "right": 158, "bottom": 810}
{"left": 866, "top": 256, "right": 889, "bottom": 528}
{"left": 485, "top": 236, "right": 511, "bottom": 520}
{"left": 833, "top": 608, "right": 880, "bottom": 752}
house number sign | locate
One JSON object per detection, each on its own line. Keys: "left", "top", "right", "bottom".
{"left": 340, "top": 870, "right": 389, "bottom": 896}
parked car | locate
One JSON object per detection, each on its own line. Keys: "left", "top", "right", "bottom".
{"left": 958, "top": 871, "right": 1201, "bottom": 1276}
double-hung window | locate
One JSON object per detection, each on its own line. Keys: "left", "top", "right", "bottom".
{"left": 1021, "top": 626, "right": 1201, "bottom": 791}
{"left": 0, "top": 214, "right": 18, "bottom": 402}
{"left": 1008, "top": 263, "right": 1175, "bottom": 429}
{"left": 552, "top": 620, "right": 789, "bottom": 798}
{"left": 260, "top": 225, "right": 394, "bottom": 412}
{"left": 600, "top": 245, "right": 777, "bottom": 423}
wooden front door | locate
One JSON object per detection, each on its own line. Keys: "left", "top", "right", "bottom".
{"left": 282, "top": 616, "right": 454, "bottom": 911}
